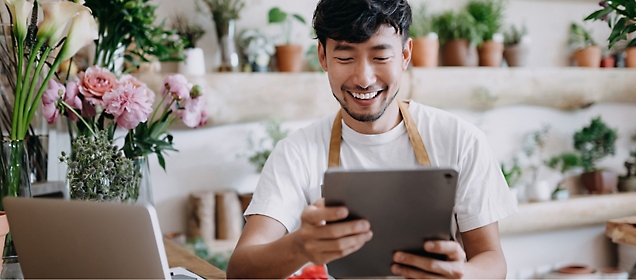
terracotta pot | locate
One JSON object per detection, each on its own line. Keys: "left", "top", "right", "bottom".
{"left": 625, "top": 47, "right": 636, "bottom": 68}
{"left": 441, "top": 39, "right": 477, "bottom": 67}
{"left": 581, "top": 170, "right": 618, "bottom": 194}
{"left": 600, "top": 56, "right": 615, "bottom": 68}
{"left": 557, "top": 264, "right": 595, "bottom": 275}
{"left": 573, "top": 46, "right": 601, "bottom": 67}
{"left": 275, "top": 44, "right": 304, "bottom": 72}
{"left": 477, "top": 40, "right": 504, "bottom": 67}
{"left": 411, "top": 37, "right": 439, "bottom": 67}
{"left": 503, "top": 44, "right": 529, "bottom": 67}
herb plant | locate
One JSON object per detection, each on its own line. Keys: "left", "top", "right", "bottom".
{"left": 247, "top": 120, "right": 289, "bottom": 173}
{"left": 432, "top": 11, "right": 482, "bottom": 46}
{"left": 569, "top": 23, "right": 597, "bottom": 51}
{"left": 501, "top": 160, "right": 522, "bottom": 188}
{"left": 268, "top": 7, "right": 307, "bottom": 45}
{"left": 467, "top": 0, "right": 505, "bottom": 42}
{"left": 409, "top": 3, "right": 437, "bottom": 38}
{"left": 504, "top": 23, "right": 528, "bottom": 46}
{"left": 573, "top": 117, "right": 617, "bottom": 172}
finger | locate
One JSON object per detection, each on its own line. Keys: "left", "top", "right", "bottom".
{"left": 311, "top": 231, "right": 373, "bottom": 253}
{"left": 302, "top": 205, "right": 348, "bottom": 225}
{"left": 424, "top": 241, "right": 466, "bottom": 261}
{"left": 314, "top": 198, "right": 325, "bottom": 207}
{"left": 312, "top": 219, "right": 370, "bottom": 239}
{"left": 313, "top": 234, "right": 371, "bottom": 265}
{"left": 391, "top": 264, "right": 447, "bottom": 279}
{"left": 393, "top": 252, "right": 463, "bottom": 278}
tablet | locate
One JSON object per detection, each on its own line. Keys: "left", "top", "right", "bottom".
{"left": 322, "top": 167, "right": 458, "bottom": 278}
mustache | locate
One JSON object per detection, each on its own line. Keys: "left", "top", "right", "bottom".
{"left": 341, "top": 85, "right": 386, "bottom": 92}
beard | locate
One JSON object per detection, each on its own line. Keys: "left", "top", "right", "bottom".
{"left": 333, "top": 87, "right": 399, "bottom": 123}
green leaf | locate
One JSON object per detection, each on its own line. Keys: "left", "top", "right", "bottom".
{"left": 268, "top": 7, "right": 287, "bottom": 23}
{"left": 585, "top": 7, "right": 613, "bottom": 21}
{"left": 292, "top": 14, "right": 306, "bottom": 24}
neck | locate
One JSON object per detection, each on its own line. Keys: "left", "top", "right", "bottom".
{"left": 341, "top": 100, "right": 402, "bottom": 134}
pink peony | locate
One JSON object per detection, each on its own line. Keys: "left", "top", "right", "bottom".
{"left": 163, "top": 74, "right": 191, "bottom": 99}
{"left": 42, "top": 80, "right": 65, "bottom": 124}
{"left": 77, "top": 66, "right": 118, "bottom": 106}
{"left": 178, "top": 96, "right": 208, "bottom": 128}
{"left": 42, "top": 103, "right": 59, "bottom": 124}
{"left": 102, "top": 83, "right": 153, "bottom": 130}
{"left": 64, "top": 81, "right": 82, "bottom": 110}
{"left": 120, "top": 74, "right": 155, "bottom": 103}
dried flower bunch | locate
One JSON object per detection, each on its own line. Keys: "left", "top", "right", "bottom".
{"left": 60, "top": 130, "right": 138, "bottom": 202}
{"left": 199, "top": 0, "right": 245, "bottom": 23}
{"left": 170, "top": 13, "right": 206, "bottom": 49}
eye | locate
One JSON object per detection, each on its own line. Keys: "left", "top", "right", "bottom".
{"left": 336, "top": 57, "right": 353, "bottom": 62}
{"left": 374, "top": 57, "right": 390, "bottom": 61}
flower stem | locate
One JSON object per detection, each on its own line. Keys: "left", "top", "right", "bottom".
{"left": 11, "top": 39, "right": 25, "bottom": 140}
{"left": 21, "top": 57, "right": 63, "bottom": 139}
{"left": 150, "top": 91, "right": 169, "bottom": 123}
{"left": 21, "top": 43, "right": 50, "bottom": 136}
{"left": 61, "top": 102, "right": 95, "bottom": 137}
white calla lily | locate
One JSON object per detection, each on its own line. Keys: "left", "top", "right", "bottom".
{"left": 37, "top": 1, "right": 86, "bottom": 47}
{"left": 58, "top": 9, "right": 98, "bottom": 62}
{"left": 3, "top": 0, "right": 33, "bottom": 42}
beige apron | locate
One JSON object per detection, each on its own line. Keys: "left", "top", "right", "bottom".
{"left": 328, "top": 100, "right": 431, "bottom": 167}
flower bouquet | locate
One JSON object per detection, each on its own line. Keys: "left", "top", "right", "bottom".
{"left": 44, "top": 67, "right": 208, "bottom": 202}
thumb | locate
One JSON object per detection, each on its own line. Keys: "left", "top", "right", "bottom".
{"left": 314, "top": 198, "right": 325, "bottom": 208}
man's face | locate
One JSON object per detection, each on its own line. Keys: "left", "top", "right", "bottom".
{"left": 318, "top": 25, "right": 412, "bottom": 123}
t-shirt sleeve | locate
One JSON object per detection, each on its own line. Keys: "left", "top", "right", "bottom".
{"left": 244, "top": 138, "right": 309, "bottom": 233}
{"left": 454, "top": 131, "right": 518, "bottom": 232}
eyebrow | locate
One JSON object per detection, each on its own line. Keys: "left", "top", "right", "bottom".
{"left": 332, "top": 43, "right": 394, "bottom": 51}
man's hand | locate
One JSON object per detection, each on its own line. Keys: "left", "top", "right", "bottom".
{"left": 391, "top": 240, "right": 467, "bottom": 279}
{"left": 292, "top": 199, "right": 373, "bottom": 265}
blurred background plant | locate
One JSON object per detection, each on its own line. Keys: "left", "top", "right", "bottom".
{"left": 170, "top": 13, "right": 206, "bottom": 49}
{"left": 268, "top": 7, "right": 306, "bottom": 45}
{"left": 432, "top": 10, "right": 482, "bottom": 47}
{"left": 246, "top": 120, "right": 289, "bottom": 173}
{"left": 504, "top": 23, "right": 528, "bottom": 47}
{"left": 84, "top": 0, "right": 186, "bottom": 73}
{"left": 467, "top": 0, "right": 504, "bottom": 43}
{"left": 410, "top": 2, "right": 438, "bottom": 38}
{"left": 568, "top": 22, "right": 597, "bottom": 52}
{"left": 237, "top": 29, "right": 274, "bottom": 72}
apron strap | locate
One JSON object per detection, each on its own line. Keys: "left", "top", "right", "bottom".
{"left": 328, "top": 111, "right": 343, "bottom": 168}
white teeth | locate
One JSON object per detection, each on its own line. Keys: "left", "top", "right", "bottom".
{"left": 351, "top": 91, "right": 379, "bottom": 100}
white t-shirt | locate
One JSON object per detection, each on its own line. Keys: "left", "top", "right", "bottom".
{"left": 245, "top": 102, "right": 517, "bottom": 235}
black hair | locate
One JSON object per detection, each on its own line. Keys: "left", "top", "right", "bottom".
{"left": 312, "top": 0, "right": 412, "bottom": 47}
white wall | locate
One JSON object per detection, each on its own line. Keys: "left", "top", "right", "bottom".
{"left": 152, "top": 0, "right": 612, "bottom": 69}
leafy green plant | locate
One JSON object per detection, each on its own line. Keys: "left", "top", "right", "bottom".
{"left": 467, "top": 0, "right": 505, "bottom": 42}
{"left": 501, "top": 160, "right": 522, "bottom": 188}
{"left": 573, "top": 117, "right": 617, "bottom": 172}
{"left": 432, "top": 10, "right": 483, "bottom": 46}
{"left": 409, "top": 3, "right": 438, "bottom": 38}
{"left": 84, "top": 0, "right": 186, "bottom": 73}
{"left": 585, "top": 0, "right": 636, "bottom": 49}
{"left": 199, "top": 0, "right": 245, "bottom": 23}
{"left": 504, "top": 23, "right": 528, "bottom": 46}
{"left": 247, "top": 120, "right": 289, "bottom": 173}
{"left": 545, "top": 152, "right": 582, "bottom": 191}
{"left": 268, "top": 7, "right": 307, "bottom": 45}
{"left": 170, "top": 13, "right": 206, "bottom": 49}
{"left": 569, "top": 22, "right": 598, "bottom": 51}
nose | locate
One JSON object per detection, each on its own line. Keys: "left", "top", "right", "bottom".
{"left": 352, "top": 60, "right": 376, "bottom": 89}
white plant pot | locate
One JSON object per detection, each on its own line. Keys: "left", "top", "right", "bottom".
{"left": 526, "top": 180, "right": 552, "bottom": 202}
{"left": 618, "top": 243, "right": 636, "bottom": 273}
{"left": 178, "top": 48, "right": 206, "bottom": 76}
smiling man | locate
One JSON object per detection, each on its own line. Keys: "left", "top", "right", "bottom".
{"left": 226, "top": 0, "right": 517, "bottom": 278}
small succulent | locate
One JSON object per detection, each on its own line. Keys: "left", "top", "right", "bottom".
{"left": 60, "top": 130, "right": 139, "bottom": 202}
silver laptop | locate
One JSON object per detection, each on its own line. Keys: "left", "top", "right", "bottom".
{"left": 3, "top": 197, "right": 172, "bottom": 279}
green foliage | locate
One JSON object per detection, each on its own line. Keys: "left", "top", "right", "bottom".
{"left": 504, "top": 23, "right": 528, "bottom": 46}
{"left": 569, "top": 22, "right": 598, "bottom": 51}
{"left": 585, "top": 0, "right": 636, "bottom": 49}
{"left": 85, "top": 0, "right": 186, "bottom": 72}
{"left": 247, "top": 120, "right": 289, "bottom": 173}
{"left": 184, "top": 237, "right": 231, "bottom": 272}
{"left": 61, "top": 130, "right": 138, "bottom": 202}
{"left": 268, "top": 7, "right": 307, "bottom": 45}
{"left": 467, "top": 0, "right": 505, "bottom": 42}
{"left": 409, "top": 3, "right": 437, "bottom": 38}
{"left": 573, "top": 117, "right": 617, "bottom": 172}
{"left": 199, "top": 0, "right": 245, "bottom": 23}
{"left": 432, "top": 10, "right": 483, "bottom": 46}
{"left": 546, "top": 152, "right": 582, "bottom": 174}
{"left": 170, "top": 13, "right": 206, "bottom": 49}
{"left": 501, "top": 161, "right": 522, "bottom": 188}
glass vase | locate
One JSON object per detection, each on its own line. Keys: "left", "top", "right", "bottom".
{"left": 0, "top": 139, "right": 32, "bottom": 265}
{"left": 215, "top": 19, "right": 239, "bottom": 72}
{"left": 133, "top": 156, "right": 153, "bottom": 205}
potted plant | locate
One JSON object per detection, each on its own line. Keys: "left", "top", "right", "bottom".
{"left": 199, "top": 0, "right": 246, "bottom": 72}
{"left": 171, "top": 13, "right": 207, "bottom": 76}
{"left": 467, "top": 0, "right": 505, "bottom": 67}
{"left": 618, "top": 132, "right": 636, "bottom": 192}
{"left": 501, "top": 159, "right": 522, "bottom": 202}
{"left": 545, "top": 152, "right": 582, "bottom": 200}
{"left": 586, "top": 0, "right": 636, "bottom": 67}
{"left": 268, "top": 7, "right": 307, "bottom": 72}
{"left": 503, "top": 23, "right": 530, "bottom": 67}
{"left": 569, "top": 23, "right": 601, "bottom": 67}
{"left": 238, "top": 29, "right": 275, "bottom": 72}
{"left": 573, "top": 117, "right": 618, "bottom": 194}
{"left": 432, "top": 11, "right": 481, "bottom": 66}
{"left": 409, "top": 3, "right": 439, "bottom": 67}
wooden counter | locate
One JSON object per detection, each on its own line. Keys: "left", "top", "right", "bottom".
{"left": 164, "top": 238, "right": 226, "bottom": 279}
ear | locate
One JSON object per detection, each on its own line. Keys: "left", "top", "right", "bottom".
{"left": 318, "top": 41, "right": 328, "bottom": 72}
{"left": 402, "top": 37, "right": 412, "bottom": 71}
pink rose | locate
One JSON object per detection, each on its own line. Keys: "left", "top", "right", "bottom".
{"left": 102, "top": 83, "right": 153, "bottom": 130}
{"left": 77, "top": 66, "right": 118, "bottom": 106}
{"left": 178, "top": 96, "right": 208, "bottom": 128}
{"left": 163, "top": 74, "right": 191, "bottom": 99}
{"left": 120, "top": 74, "right": 155, "bottom": 103}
